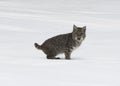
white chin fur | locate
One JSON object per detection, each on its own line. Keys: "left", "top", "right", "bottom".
{"left": 75, "top": 37, "right": 84, "bottom": 42}
{"left": 71, "top": 37, "right": 84, "bottom": 51}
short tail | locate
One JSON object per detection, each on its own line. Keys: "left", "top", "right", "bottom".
{"left": 34, "top": 43, "right": 41, "bottom": 49}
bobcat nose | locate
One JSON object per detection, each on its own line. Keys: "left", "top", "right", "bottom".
{"left": 77, "top": 38, "right": 80, "bottom": 40}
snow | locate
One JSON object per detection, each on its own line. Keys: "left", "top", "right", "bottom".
{"left": 0, "top": 0, "right": 120, "bottom": 86}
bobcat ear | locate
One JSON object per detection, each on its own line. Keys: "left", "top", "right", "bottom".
{"left": 83, "top": 26, "right": 86, "bottom": 29}
{"left": 83, "top": 26, "right": 86, "bottom": 32}
{"left": 73, "top": 25, "right": 77, "bottom": 31}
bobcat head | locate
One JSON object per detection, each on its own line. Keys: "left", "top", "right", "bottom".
{"left": 72, "top": 25, "right": 86, "bottom": 42}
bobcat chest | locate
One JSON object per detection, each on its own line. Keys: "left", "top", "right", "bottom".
{"left": 71, "top": 45, "right": 79, "bottom": 51}
{"left": 71, "top": 37, "right": 84, "bottom": 51}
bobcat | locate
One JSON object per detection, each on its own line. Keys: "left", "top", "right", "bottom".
{"left": 34, "top": 25, "right": 86, "bottom": 59}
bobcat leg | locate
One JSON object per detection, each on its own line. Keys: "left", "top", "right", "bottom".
{"left": 47, "top": 55, "right": 60, "bottom": 59}
{"left": 47, "top": 55, "right": 55, "bottom": 59}
{"left": 65, "top": 51, "right": 71, "bottom": 60}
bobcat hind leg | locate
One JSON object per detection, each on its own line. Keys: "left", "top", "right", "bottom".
{"left": 47, "top": 55, "right": 60, "bottom": 59}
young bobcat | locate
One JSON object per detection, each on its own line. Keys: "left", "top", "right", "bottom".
{"left": 34, "top": 25, "right": 86, "bottom": 59}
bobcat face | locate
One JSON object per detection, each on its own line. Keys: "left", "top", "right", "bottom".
{"left": 72, "top": 25, "right": 86, "bottom": 42}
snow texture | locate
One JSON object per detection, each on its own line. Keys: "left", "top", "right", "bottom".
{"left": 0, "top": 0, "right": 120, "bottom": 86}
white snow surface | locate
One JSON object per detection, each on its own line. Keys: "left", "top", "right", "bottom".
{"left": 0, "top": 0, "right": 120, "bottom": 86}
